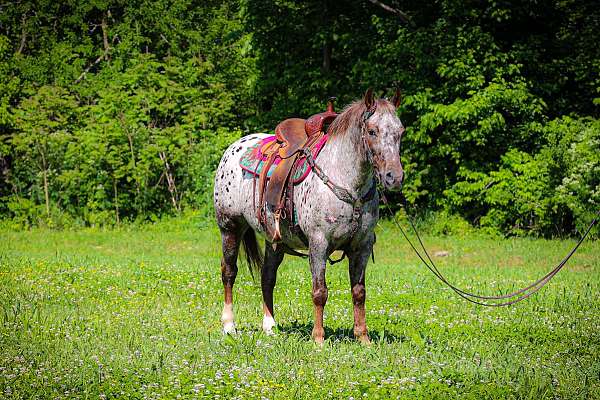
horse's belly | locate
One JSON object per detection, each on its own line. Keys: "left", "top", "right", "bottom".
{"left": 238, "top": 175, "right": 309, "bottom": 250}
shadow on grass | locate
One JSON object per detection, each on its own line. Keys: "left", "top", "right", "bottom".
{"left": 278, "top": 321, "right": 407, "bottom": 343}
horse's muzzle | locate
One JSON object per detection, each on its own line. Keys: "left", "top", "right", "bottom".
{"left": 382, "top": 169, "right": 404, "bottom": 191}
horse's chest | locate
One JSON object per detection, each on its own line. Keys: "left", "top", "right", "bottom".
{"left": 294, "top": 181, "right": 378, "bottom": 245}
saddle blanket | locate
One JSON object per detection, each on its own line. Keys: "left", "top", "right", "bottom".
{"left": 239, "top": 135, "right": 328, "bottom": 184}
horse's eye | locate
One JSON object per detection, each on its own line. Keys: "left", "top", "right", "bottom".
{"left": 368, "top": 129, "right": 377, "bottom": 137}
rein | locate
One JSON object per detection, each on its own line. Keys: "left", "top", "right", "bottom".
{"left": 306, "top": 103, "right": 380, "bottom": 233}
{"left": 383, "top": 194, "right": 600, "bottom": 306}
{"left": 293, "top": 104, "right": 379, "bottom": 264}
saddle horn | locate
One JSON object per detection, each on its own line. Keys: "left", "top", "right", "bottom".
{"left": 327, "top": 97, "right": 336, "bottom": 112}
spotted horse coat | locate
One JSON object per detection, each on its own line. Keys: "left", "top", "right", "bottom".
{"left": 214, "top": 89, "right": 405, "bottom": 344}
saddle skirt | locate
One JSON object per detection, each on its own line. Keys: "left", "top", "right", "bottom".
{"left": 239, "top": 134, "right": 329, "bottom": 184}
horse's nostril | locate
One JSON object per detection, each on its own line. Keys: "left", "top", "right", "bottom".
{"left": 385, "top": 171, "right": 395, "bottom": 184}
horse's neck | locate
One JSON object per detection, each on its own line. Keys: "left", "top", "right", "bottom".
{"left": 317, "top": 127, "right": 372, "bottom": 197}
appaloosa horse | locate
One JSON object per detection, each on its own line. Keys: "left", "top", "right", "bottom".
{"left": 213, "top": 89, "right": 404, "bottom": 343}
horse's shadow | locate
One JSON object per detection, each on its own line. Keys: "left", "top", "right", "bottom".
{"left": 277, "top": 320, "right": 406, "bottom": 343}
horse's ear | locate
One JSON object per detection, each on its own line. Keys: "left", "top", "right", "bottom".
{"left": 391, "top": 88, "right": 402, "bottom": 108}
{"left": 364, "top": 87, "right": 375, "bottom": 110}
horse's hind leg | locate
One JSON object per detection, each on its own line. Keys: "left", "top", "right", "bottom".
{"left": 261, "top": 244, "right": 284, "bottom": 334}
{"left": 347, "top": 236, "right": 374, "bottom": 344}
{"left": 309, "top": 236, "right": 330, "bottom": 344}
{"left": 220, "top": 227, "right": 243, "bottom": 334}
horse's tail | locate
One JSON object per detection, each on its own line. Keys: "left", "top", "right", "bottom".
{"left": 241, "top": 229, "right": 263, "bottom": 280}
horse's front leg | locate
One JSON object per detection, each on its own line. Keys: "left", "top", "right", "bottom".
{"left": 309, "top": 236, "right": 330, "bottom": 344}
{"left": 261, "top": 244, "right": 284, "bottom": 335}
{"left": 348, "top": 234, "right": 374, "bottom": 344}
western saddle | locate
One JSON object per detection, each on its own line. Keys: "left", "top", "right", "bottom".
{"left": 257, "top": 98, "right": 338, "bottom": 242}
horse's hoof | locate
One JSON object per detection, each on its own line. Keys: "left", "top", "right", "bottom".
{"left": 262, "top": 315, "right": 276, "bottom": 335}
{"left": 221, "top": 304, "right": 235, "bottom": 334}
{"left": 262, "top": 324, "right": 276, "bottom": 336}
{"left": 313, "top": 336, "right": 325, "bottom": 346}
{"left": 222, "top": 322, "right": 237, "bottom": 335}
{"left": 312, "top": 326, "right": 325, "bottom": 345}
{"left": 357, "top": 335, "right": 371, "bottom": 345}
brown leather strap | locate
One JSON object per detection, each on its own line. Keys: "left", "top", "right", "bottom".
{"left": 257, "top": 149, "right": 278, "bottom": 222}
{"left": 265, "top": 153, "right": 300, "bottom": 208}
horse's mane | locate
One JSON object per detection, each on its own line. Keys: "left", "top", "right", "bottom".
{"left": 328, "top": 99, "right": 396, "bottom": 137}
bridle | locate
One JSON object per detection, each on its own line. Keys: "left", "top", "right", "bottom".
{"left": 294, "top": 103, "right": 380, "bottom": 264}
{"left": 305, "top": 102, "right": 380, "bottom": 215}
{"left": 360, "top": 103, "right": 380, "bottom": 181}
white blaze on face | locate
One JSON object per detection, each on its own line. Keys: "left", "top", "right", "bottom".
{"left": 378, "top": 112, "right": 403, "bottom": 155}
{"left": 367, "top": 110, "right": 404, "bottom": 185}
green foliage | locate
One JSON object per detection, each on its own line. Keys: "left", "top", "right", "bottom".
{"left": 546, "top": 117, "right": 600, "bottom": 235}
{"left": 0, "top": 0, "right": 598, "bottom": 236}
{"left": 446, "top": 117, "right": 600, "bottom": 237}
{"left": 243, "top": 0, "right": 599, "bottom": 237}
{"left": 447, "top": 149, "right": 555, "bottom": 235}
{"left": 427, "top": 210, "right": 475, "bottom": 237}
{"left": 1, "top": 0, "right": 254, "bottom": 226}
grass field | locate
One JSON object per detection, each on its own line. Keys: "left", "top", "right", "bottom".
{"left": 1, "top": 223, "right": 599, "bottom": 399}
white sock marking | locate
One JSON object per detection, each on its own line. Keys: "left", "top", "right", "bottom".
{"left": 262, "top": 315, "right": 276, "bottom": 335}
{"left": 221, "top": 303, "right": 236, "bottom": 334}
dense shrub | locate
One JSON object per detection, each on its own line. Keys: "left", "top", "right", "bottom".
{"left": 1, "top": 1, "right": 253, "bottom": 227}
{"left": 446, "top": 117, "right": 599, "bottom": 236}
{"left": 0, "top": 0, "right": 598, "bottom": 237}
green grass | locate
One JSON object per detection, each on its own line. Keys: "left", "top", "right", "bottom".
{"left": 1, "top": 224, "right": 599, "bottom": 399}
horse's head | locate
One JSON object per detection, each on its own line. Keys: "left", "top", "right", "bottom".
{"left": 361, "top": 88, "right": 405, "bottom": 191}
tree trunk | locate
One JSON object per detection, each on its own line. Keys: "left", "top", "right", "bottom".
{"left": 126, "top": 133, "right": 136, "bottom": 168}
{"left": 17, "top": 14, "right": 27, "bottom": 54}
{"left": 117, "top": 113, "right": 141, "bottom": 198}
{"left": 39, "top": 149, "right": 50, "bottom": 217}
{"left": 113, "top": 176, "right": 120, "bottom": 224}
{"left": 42, "top": 169, "right": 50, "bottom": 217}
{"left": 101, "top": 14, "right": 110, "bottom": 61}
{"left": 74, "top": 13, "right": 110, "bottom": 83}
{"left": 159, "top": 151, "right": 180, "bottom": 212}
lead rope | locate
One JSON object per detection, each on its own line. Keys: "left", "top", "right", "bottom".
{"left": 382, "top": 194, "right": 599, "bottom": 306}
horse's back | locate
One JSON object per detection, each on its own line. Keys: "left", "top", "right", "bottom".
{"left": 213, "top": 132, "right": 310, "bottom": 247}
{"left": 214, "top": 133, "right": 269, "bottom": 230}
